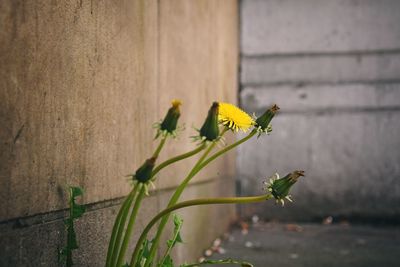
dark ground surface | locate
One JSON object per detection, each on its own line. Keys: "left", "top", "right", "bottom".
{"left": 205, "top": 222, "right": 400, "bottom": 267}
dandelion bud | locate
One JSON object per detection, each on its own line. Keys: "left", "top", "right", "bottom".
{"left": 160, "top": 100, "right": 182, "bottom": 133}
{"left": 199, "top": 102, "right": 220, "bottom": 141}
{"left": 134, "top": 157, "right": 157, "bottom": 183}
{"left": 255, "top": 104, "right": 279, "bottom": 131}
{"left": 265, "top": 171, "right": 304, "bottom": 205}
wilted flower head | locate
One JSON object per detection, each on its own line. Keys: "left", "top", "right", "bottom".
{"left": 264, "top": 171, "right": 304, "bottom": 206}
{"left": 133, "top": 157, "right": 157, "bottom": 183}
{"left": 155, "top": 99, "right": 182, "bottom": 138}
{"left": 198, "top": 102, "right": 220, "bottom": 142}
{"left": 255, "top": 104, "right": 279, "bottom": 136}
{"left": 218, "top": 102, "right": 254, "bottom": 132}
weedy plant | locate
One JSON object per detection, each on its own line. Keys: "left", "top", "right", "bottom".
{"left": 59, "top": 187, "right": 86, "bottom": 267}
{"left": 62, "top": 100, "right": 304, "bottom": 267}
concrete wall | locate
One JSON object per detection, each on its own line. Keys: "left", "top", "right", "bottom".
{"left": 238, "top": 0, "right": 400, "bottom": 221}
{"left": 0, "top": 0, "right": 238, "bottom": 265}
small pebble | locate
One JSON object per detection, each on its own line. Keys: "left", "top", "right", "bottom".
{"left": 322, "top": 216, "right": 333, "bottom": 225}
{"left": 356, "top": 238, "right": 366, "bottom": 245}
{"left": 289, "top": 253, "right": 299, "bottom": 259}
{"left": 245, "top": 241, "right": 253, "bottom": 248}
{"left": 217, "top": 247, "right": 226, "bottom": 254}
{"left": 285, "top": 224, "right": 303, "bottom": 232}
{"left": 213, "top": 238, "right": 221, "bottom": 247}
{"left": 340, "top": 249, "right": 350, "bottom": 256}
{"left": 204, "top": 249, "right": 213, "bottom": 257}
{"left": 223, "top": 232, "right": 230, "bottom": 240}
{"left": 252, "top": 215, "right": 260, "bottom": 224}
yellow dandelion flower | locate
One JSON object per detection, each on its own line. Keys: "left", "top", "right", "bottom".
{"left": 218, "top": 102, "right": 255, "bottom": 132}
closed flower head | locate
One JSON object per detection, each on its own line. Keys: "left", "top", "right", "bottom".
{"left": 160, "top": 99, "right": 181, "bottom": 132}
{"left": 199, "top": 102, "right": 220, "bottom": 141}
{"left": 134, "top": 157, "right": 157, "bottom": 183}
{"left": 264, "top": 170, "right": 304, "bottom": 206}
{"left": 255, "top": 104, "right": 279, "bottom": 136}
{"left": 155, "top": 99, "right": 182, "bottom": 138}
{"left": 218, "top": 102, "right": 254, "bottom": 132}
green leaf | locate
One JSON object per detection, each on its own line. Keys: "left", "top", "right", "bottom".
{"left": 158, "top": 215, "right": 184, "bottom": 267}
{"left": 58, "top": 186, "right": 86, "bottom": 267}
{"left": 71, "top": 186, "right": 84, "bottom": 198}
{"left": 175, "top": 232, "right": 183, "bottom": 243}
{"left": 67, "top": 223, "right": 79, "bottom": 249}
{"left": 160, "top": 255, "right": 174, "bottom": 267}
{"left": 72, "top": 203, "right": 85, "bottom": 219}
{"left": 70, "top": 186, "right": 85, "bottom": 219}
{"left": 167, "top": 214, "right": 183, "bottom": 248}
{"left": 136, "top": 239, "right": 152, "bottom": 267}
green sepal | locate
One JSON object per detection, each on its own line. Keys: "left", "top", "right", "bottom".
{"left": 255, "top": 104, "right": 279, "bottom": 131}
{"left": 160, "top": 101, "right": 181, "bottom": 133}
{"left": 160, "top": 108, "right": 180, "bottom": 133}
{"left": 134, "top": 157, "right": 157, "bottom": 183}
{"left": 268, "top": 171, "right": 304, "bottom": 201}
{"left": 199, "top": 102, "right": 220, "bottom": 141}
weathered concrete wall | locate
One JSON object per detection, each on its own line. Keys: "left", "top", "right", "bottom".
{"left": 239, "top": 0, "right": 400, "bottom": 221}
{"left": 0, "top": 0, "right": 238, "bottom": 265}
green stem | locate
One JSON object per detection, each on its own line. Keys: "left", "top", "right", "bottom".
{"left": 130, "top": 194, "right": 272, "bottom": 267}
{"left": 197, "top": 130, "right": 256, "bottom": 173}
{"left": 153, "top": 136, "right": 167, "bottom": 158}
{"left": 143, "top": 131, "right": 227, "bottom": 267}
{"left": 108, "top": 184, "right": 139, "bottom": 267}
{"left": 158, "top": 215, "right": 183, "bottom": 267}
{"left": 106, "top": 134, "right": 168, "bottom": 267}
{"left": 115, "top": 184, "right": 146, "bottom": 267}
{"left": 151, "top": 143, "right": 206, "bottom": 178}
{"left": 66, "top": 187, "right": 74, "bottom": 267}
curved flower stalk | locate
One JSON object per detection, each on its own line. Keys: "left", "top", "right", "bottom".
{"left": 106, "top": 100, "right": 207, "bottom": 267}
{"left": 142, "top": 102, "right": 229, "bottom": 267}
{"left": 130, "top": 194, "right": 274, "bottom": 267}
{"left": 110, "top": 153, "right": 164, "bottom": 267}
{"left": 130, "top": 170, "right": 304, "bottom": 267}
{"left": 107, "top": 101, "right": 282, "bottom": 267}
{"left": 141, "top": 103, "right": 278, "bottom": 267}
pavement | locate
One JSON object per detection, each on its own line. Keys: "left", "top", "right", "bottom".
{"left": 205, "top": 221, "right": 400, "bottom": 267}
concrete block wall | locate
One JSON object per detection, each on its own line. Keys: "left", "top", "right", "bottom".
{"left": 238, "top": 0, "right": 400, "bottom": 221}
{"left": 0, "top": 0, "right": 238, "bottom": 265}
